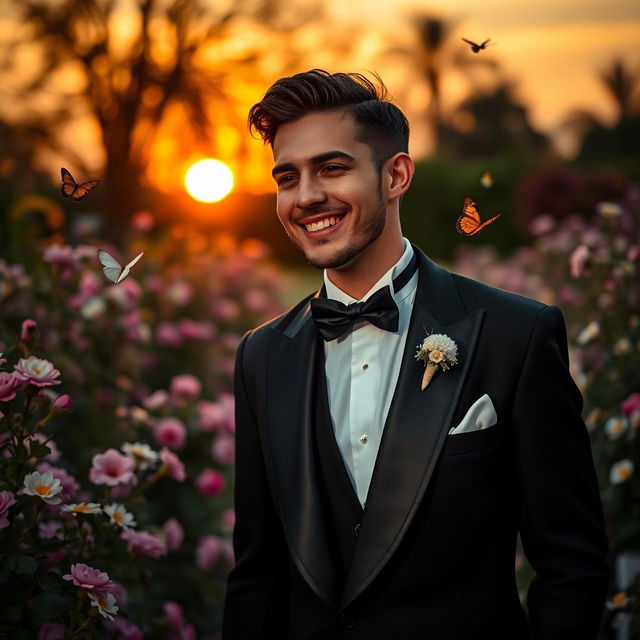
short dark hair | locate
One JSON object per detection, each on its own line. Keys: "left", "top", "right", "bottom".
{"left": 248, "top": 69, "right": 409, "bottom": 170}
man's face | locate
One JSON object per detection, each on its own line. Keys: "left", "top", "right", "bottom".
{"left": 271, "top": 110, "right": 388, "bottom": 270}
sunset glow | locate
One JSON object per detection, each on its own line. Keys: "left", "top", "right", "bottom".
{"left": 185, "top": 159, "right": 234, "bottom": 203}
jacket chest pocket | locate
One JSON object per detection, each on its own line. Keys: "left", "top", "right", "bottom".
{"left": 440, "top": 419, "right": 508, "bottom": 457}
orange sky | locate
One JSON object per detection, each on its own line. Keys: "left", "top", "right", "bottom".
{"left": 325, "top": 0, "right": 640, "bottom": 156}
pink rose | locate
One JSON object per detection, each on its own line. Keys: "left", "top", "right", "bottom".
{"left": 211, "top": 434, "right": 235, "bottom": 466}
{"left": 159, "top": 447, "right": 186, "bottom": 481}
{"left": 0, "top": 491, "right": 16, "bottom": 529}
{"left": 13, "top": 356, "right": 61, "bottom": 388}
{"left": 169, "top": 374, "right": 202, "bottom": 406}
{"left": 63, "top": 563, "right": 115, "bottom": 593}
{"left": 622, "top": 393, "right": 640, "bottom": 416}
{"left": 90, "top": 449, "right": 136, "bottom": 486}
{"left": 196, "top": 394, "right": 234, "bottom": 432}
{"left": 196, "top": 468, "right": 225, "bottom": 497}
{"left": 0, "top": 371, "right": 21, "bottom": 402}
{"left": 163, "top": 517, "right": 185, "bottom": 552}
{"left": 153, "top": 418, "right": 186, "bottom": 450}
{"left": 121, "top": 529, "right": 166, "bottom": 558}
{"left": 195, "top": 535, "right": 223, "bottom": 570}
{"left": 142, "top": 389, "right": 169, "bottom": 411}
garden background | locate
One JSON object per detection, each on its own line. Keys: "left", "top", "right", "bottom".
{"left": 0, "top": 0, "right": 639, "bottom": 638}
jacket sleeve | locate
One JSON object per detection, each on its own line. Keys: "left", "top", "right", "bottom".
{"left": 222, "top": 331, "right": 290, "bottom": 639}
{"left": 512, "top": 305, "right": 610, "bottom": 639}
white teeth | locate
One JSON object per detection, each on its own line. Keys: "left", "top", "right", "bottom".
{"left": 305, "top": 217, "right": 340, "bottom": 232}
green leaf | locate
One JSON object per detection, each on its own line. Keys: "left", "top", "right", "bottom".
{"left": 6, "top": 555, "right": 38, "bottom": 575}
{"left": 29, "top": 539, "right": 70, "bottom": 555}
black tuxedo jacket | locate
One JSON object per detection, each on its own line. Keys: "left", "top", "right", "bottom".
{"left": 223, "top": 246, "right": 610, "bottom": 639}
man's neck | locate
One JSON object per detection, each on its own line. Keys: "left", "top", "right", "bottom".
{"left": 326, "top": 236, "right": 406, "bottom": 300}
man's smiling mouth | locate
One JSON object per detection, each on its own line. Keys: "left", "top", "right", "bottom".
{"left": 298, "top": 213, "right": 347, "bottom": 234}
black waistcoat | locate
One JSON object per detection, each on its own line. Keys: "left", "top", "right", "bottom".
{"left": 312, "top": 339, "right": 365, "bottom": 586}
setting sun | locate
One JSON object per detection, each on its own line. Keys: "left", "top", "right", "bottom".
{"left": 185, "top": 158, "right": 234, "bottom": 203}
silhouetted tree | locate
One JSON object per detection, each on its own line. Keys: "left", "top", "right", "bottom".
{"left": 0, "top": 0, "right": 323, "bottom": 239}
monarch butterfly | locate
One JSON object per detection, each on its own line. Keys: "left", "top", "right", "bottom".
{"left": 98, "top": 250, "right": 144, "bottom": 284}
{"left": 456, "top": 196, "right": 502, "bottom": 236}
{"left": 462, "top": 38, "right": 496, "bottom": 54}
{"left": 60, "top": 167, "right": 101, "bottom": 201}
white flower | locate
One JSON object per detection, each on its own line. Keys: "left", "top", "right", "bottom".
{"left": 23, "top": 471, "right": 63, "bottom": 505}
{"left": 61, "top": 502, "right": 102, "bottom": 515}
{"left": 104, "top": 503, "right": 136, "bottom": 529}
{"left": 609, "top": 459, "right": 634, "bottom": 485}
{"left": 122, "top": 442, "right": 158, "bottom": 470}
{"left": 613, "top": 338, "right": 632, "bottom": 355}
{"left": 604, "top": 416, "right": 628, "bottom": 440}
{"left": 88, "top": 591, "right": 118, "bottom": 620}
{"left": 80, "top": 296, "right": 106, "bottom": 320}
{"left": 576, "top": 321, "right": 600, "bottom": 345}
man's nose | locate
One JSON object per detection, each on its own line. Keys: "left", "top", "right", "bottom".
{"left": 295, "top": 175, "right": 326, "bottom": 209}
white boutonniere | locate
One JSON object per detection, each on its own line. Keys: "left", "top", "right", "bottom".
{"left": 415, "top": 332, "right": 459, "bottom": 390}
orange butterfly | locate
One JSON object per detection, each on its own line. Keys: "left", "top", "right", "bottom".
{"left": 60, "top": 168, "right": 101, "bottom": 201}
{"left": 456, "top": 196, "right": 502, "bottom": 236}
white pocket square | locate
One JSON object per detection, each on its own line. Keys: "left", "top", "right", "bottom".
{"left": 448, "top": 394, "right": 498, "bottom": 435}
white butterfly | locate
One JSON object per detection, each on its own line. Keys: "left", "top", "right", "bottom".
{"left": 98, "top": 249, "right": 144, "bottom": 284}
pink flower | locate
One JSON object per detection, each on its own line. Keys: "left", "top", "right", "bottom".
{"left": 0, "top": 371, "right": 21, "bottom": 402}
{"left": 13, "top": 356, "right": 61, "bottom": 388}
{"left": 90, "top": 449, "right": 136, "bottom": 486}
{"left": 108, "top": 582, "right": 129, "bottom": 609}
{"left": 622, "top": 393, "right": 640, "bottom": 416}
{"left": 142, "top": 389, "right": 169, "bottom": 411}
{"left": 196, "top": 535, "right": 223, "bottom": 570}
{"left": 221, "top": 509, "right": 235, "bottom": 533}
{"left": 42, "top": 244, "right": 77, "bottom": 269}
{"left": 159, "top": 447, "right": 186, "bottom": 481}
{"left": 0, "top": 491, "right": 16, "bottom": 529}
{"left": 121, "top": 529, "right": 166, "bottom": 558}
{"left": 196, "top": 393, "right": 234, "bottom": 432}
{"left": 163, "top": 601, "right": 185, "bottom": 629}
{"left": 170, "top": 374, "right": 202, "bottom": 406}
{"left": 37, "top": 622, "right": 65, "bottom": 640}
{"left": 63, "top": 563, "right": 115, "bottom": 593}
{"left": 166, "top": 281, "right": 194, "bottom": 307}
{"left": 153, "top": 418, "right": 186, "bottom": 450}
{"left": 20, "top": 318, "right": 38, "bottom": 342}
{"left": 163, "top": 518, "right": 185, "bottom": 552}
{"left": 39, "top": 520, "right": 64, "bottom": 539}
{"left": 132, "top": 210, "right": 155, "bottom": 232}
{"left": 178, "top": 319, "right": 214, "bottom": 341}
{"left": 196, "top": 468, "right": 225, "bottom": 497}
{"left": 103, "top": 616, "right": 143, "bottom": 640}
{"left": 156, "top": 323, "right": 183, "bottom": 348}
{"left": 78, "top": 270, "right": 102, "bottom": 297}
{"left": 52, "top": 393, "right": 72, "bottom": 415}
{"left": 569, "top": 244, "right": 591, "bottom": 278}
{"left": 211, "top": 434, "right": 235, "bottom": 466}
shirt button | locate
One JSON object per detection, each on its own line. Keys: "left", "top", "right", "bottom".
{"left": 361, "top": 363, "right": 368, "bottom": 371}
{"left": 359, "top": 434, "right": 368, "bottom": 445}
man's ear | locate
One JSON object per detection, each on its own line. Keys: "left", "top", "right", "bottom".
{"left": 384, "top": 153, "right": 414, "bottom": 201}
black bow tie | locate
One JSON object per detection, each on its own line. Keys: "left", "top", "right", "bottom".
{"left": 310, "top": 250, "right": 418, "bottom": 342}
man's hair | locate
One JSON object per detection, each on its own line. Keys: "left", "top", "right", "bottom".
{"left": 248, "top": 69, "right": 409, "bottom": 170}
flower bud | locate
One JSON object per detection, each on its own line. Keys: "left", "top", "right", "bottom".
{"left": 52, "top": 394, "right": 73, "bottom": 415}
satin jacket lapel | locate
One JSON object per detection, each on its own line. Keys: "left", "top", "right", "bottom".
{"left": 341, "top": 249, "right": 485, "bottom": 610}
{"left": 264, "top": 299, "right": 339, "bottom": 606}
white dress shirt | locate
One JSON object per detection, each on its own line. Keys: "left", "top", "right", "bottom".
{"left": 323, "top": 238, "right": 418, "bottom": 506}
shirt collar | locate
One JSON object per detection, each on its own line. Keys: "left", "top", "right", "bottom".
{"left": 323, "top": 237, "right": 416, "bottom": 306}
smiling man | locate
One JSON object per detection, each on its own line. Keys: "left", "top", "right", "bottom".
{"left": 222, "top": 69, "right": 610, "bottom": 639}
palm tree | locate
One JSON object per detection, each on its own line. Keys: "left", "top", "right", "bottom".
{"left": 599, "top": 58, "right": 640, "bottom": 121}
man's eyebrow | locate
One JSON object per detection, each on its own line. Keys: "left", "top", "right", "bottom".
{"left": 271, "top": 151, "right": 356, "bottom": 177}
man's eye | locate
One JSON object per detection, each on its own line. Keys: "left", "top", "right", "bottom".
{"left": 323, "top": 164, "right": 345, "bottom": 173}
{"left": 277, "top": 175, "right": 296, "bottom": 186}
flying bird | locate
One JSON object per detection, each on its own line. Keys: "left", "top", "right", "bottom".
{"left": 98, "top": 250, "right": 144, "bottom": 284}
{"left": 462, "top": 38, "right": 496, "bottom": 53}
{"left": 60, "top": 168, "right": 101, "bottom": 201}
{"left": 456, "top": 196, "right": 502, "bottom": 236}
